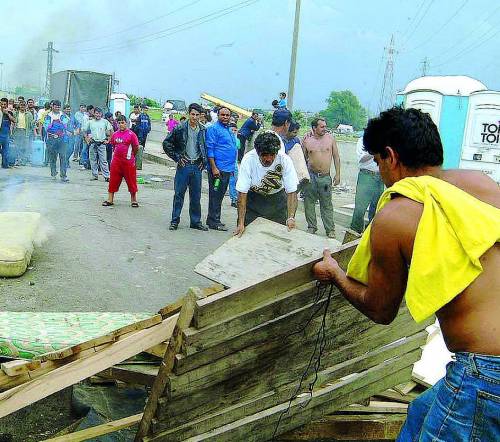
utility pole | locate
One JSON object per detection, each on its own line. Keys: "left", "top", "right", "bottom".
{"left": 287, "top": 0, "right": 301, "bottom": 111}
{"left": 378, "top": 35, "right": 396, "bottom": 113}
{"left": 43, "top": 42, "right": 59, "bottom": 97}
{"left": 420, "top": 57, "right": 429, "bottom": 76}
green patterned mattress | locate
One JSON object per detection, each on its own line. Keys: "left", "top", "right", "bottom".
{"left": 0, "top": 312, "right": 154, "bottom": 359}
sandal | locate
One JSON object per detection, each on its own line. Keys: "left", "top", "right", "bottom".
{"left": 102, "top": 201, "right": 114, "bottom": 206}
{"left": 131, "top": 202, "right": 139, "bottom": 208}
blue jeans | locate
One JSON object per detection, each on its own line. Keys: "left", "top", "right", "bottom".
{"left": 206, "top": 169, "right": 232, "bottom": 227}
{"left": 398, "top": 352, "right": 500, "bottom": 441}
{"left": 0, "top": 135, "right": 9, "bottom": 168}
{"left": 229, "top": 163, "right": 239, "bottom": 203}
{"left": 46, "top": 137, "right": 68, "bottom": 179}
{"left": 80, "top": 140, "right": 90, "bottom": 168}
{"left": 351, "top": 169, "right": 384, "bottom": 233}
{"left": 171, "top": 163, "right": 202, "bottom": 226}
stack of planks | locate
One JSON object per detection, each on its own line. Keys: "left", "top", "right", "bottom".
{"left": 132, "top": 240, "right": 433, "bottom": 441}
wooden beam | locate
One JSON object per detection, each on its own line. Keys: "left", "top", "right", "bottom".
{"left": 1, "top": 359, "right": 41, "bottom": 376}
{"left": 193, "top": 241, "right": 359, "bottom": 329}
{"left": 42, "top": 413, "right": 143, "bottom": 442}
{"left": 99, "top": 364, "right": 159, "bottom": 387}
{"left": 0, "top": 316, "right": 176, "bottom": 418}
{"left": 278, "top": 413, "right": 406, "bottom": 441}
{"left": 135, "top": 294, "right": 196, "bottom": 441}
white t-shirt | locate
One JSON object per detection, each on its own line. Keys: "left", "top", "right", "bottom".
{"left": 356, "top": 137, "right": 379, "bottom": 173}
{"left": 236, "top": 150, "right": 298, "bottom": 195}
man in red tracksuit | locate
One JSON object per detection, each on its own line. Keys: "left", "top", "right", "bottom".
{"left": 102, "top": 115, "right": 140, "bottom": 207}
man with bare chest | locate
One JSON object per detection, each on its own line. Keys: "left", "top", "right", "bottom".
{"left": 313, "top": 107, "right": 500, "bottom": 441}
{"left": 302, "top": 118, "right": 340, "bottom": 238}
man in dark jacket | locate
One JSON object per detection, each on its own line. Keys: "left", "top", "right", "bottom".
{"left": 163, "top": 103, "right": 208, "bottom": 231}
{"left": 237, "top": 111, "right": 261, "bottom": 162}
{"left": 133, "top": 105, "right": 151, "bottom": 170}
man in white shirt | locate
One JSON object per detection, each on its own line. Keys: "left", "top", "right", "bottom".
{"left": 235, "top": 131, "right": 298, "bottom": 237}
{"left": 350, "top": 136, "right": 384, "bottom": 233}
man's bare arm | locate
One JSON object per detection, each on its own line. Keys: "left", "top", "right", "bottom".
{"left": 332, "top": 137, "right": 341, "bottom": 185}
{"left": 286, "top": 191, "right": 298, "bottom": 230}
{"left": 234, "top": 192, "right": 248, "bottom": 237}
{"left": 313, "top": 205, "right": 407, "bottom": 323}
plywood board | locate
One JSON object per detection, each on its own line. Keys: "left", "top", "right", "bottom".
{"left": 194, "top": 218, "right": 341, "bottom": 288}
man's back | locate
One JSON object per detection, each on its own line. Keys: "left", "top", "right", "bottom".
{"left": 379, "top": 170, "right": 499, "bottom": 354}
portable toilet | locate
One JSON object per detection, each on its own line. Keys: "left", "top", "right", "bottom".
{"left": 397, "top": 76, "right": 486, "bottom": 168}
{"left": 109, "top": 93, "right": 130, "bottom": 118}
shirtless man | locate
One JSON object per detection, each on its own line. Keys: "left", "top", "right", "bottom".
{"left": 302, "top": 118, "right": 340, "bottom": 238}
{"left": 313, "top": 107, "right": 500, "bottom": 441}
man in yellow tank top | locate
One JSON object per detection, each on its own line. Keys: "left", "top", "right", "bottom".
{"left": 313, "top": 107, "right": 500, "bottom": 441}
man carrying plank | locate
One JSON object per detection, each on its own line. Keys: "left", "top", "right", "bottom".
{"left": 313, "top": 106, "right": 500, "bottom": 441}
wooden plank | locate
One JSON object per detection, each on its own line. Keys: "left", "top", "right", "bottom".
{"left": 157, "top": 285, "right": 224, "bottom": 319}
{"left": 194, "top": 218, "right": 341, "bottom": 288}
{"left": 144, "top": 343, "right": 168, "bottom": 358}
{"left": 42, "top": 413, "right": 143, "bottom": 442}
{"left": 176, "top": 287, "right": 346, "bottom": 374}
{"left": 278, "top": 413, "right": 406, "bottom": 441}
{"left": 182, "top": 281, "right": 317, "bottom": 354}
{"left": 36, "top": 314, "right": 163, "bottom": 362}
{"left": 135, "top": 294, "right": 196, "bottom": 441}
{"left": 168, "top": 308, "right": 428, "bottom": 400}
{"left": 393, "top": 380, "right": 417, "bottom": 395}
{"left": 193, "top": 240, "right": 359, "bottom": 329}
{"left": 0, "top": 316, "right": 176, "bottom": 419}
{"left": 153, "top": 332, "right": 426, "bottom": 435}
{"left": 337, "top": 400, "right": 408, "bottom": 414}
{"left": 374, "top": 389, "right": 421, "bottom": 404}
{"left": 99, "top": 364, "right": 159, "bottom": 387}
{"left": 146, "top": 352, "right": 418, "bottom": 442}
{"left": 1, "top": 359, "right": 41, "bottom": 376}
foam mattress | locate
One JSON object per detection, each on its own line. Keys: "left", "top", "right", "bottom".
{"left": 0, "top": 212, "right": 41, "bottom": 277}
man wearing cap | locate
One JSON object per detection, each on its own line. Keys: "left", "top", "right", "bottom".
{"left": 302, "top": 117, "right": 341, "bottom": 238}
{"left": 205, "top": 106, "right": 238, "bottom": 231}
{"left": 235, "top": 131, "right": 298, "bottom": 237}
{"left": 270, "top": 109, "right": 291, "bottom": 152}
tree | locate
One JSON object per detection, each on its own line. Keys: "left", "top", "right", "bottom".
{"left": 319, "top": 90, "right": 367, "bottom": 131}
{"left": 128, "top": 94, "right": 161, "bottom": 108}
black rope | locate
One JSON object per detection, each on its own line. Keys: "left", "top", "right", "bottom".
{"left": 272, "top": 282, "right": 334, "bottom": 440}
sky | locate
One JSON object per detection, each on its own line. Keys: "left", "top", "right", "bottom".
{"left": 1, "top": 0, "right": 499, "bottom": 113}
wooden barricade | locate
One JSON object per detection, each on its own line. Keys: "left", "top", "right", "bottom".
{"left": 135, "top": 241, "right": 432, "bottom": 441}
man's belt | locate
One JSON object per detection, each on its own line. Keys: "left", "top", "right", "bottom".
{"left": 309, "top": 169, "right": 330, "bottom": 177}
{"left": 91, "top": 140, "right": 106, "bottom": 146}
{"left": 47, "top": 133, "right": 61, "bottom": 139}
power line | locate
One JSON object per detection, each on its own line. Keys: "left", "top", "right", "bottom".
{"left": 404, "top": 0, "right": 468, "bottom": 54}
{"left": 432, "top": 24, "right": 500, "bottom": 69}
{"left": 428, "top": 4, "right": 500, "bottom": 63}
{"left": 378, "top": 35, "right": 397, "bottom": 113}
{"left": 398, "top": 0, "right": 427, "bottom": 42}
{"left": 367, "top": 46, "right": 386, "bottom": 114}
{"left": 400, "top": 0, "right": 436, "bottom": 49}
{"left": 59, "top": 0, "right": 202, "bottom": 46}
{"left": 63, "top": 0, "right": 258, "bottom": 55}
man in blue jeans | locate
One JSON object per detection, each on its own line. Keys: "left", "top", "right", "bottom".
{"left": 163, "top": 103, "right": 208, "bottom": 231}
{"left": 0, "top": 98, "right": 15, "bottom": 168}
{"left": 313, "top": 107, "right": 500, "bottom": 441}
{"left": 351, "top": 136, "right": 384, "bottom": 233}
{"left": 205, "top": 107, "right": 238, "bottom": 231}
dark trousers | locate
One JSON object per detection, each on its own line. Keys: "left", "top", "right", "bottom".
{"left": 0, "top": 136, "right": 9, "bottom": 168}
{"left": 171, "top": 163, "right": 202, "bottom": 226}
{"left": 46, "top": 137, "right": 67, "bottom": 178}
{"left": 206, "top": 169, "right": 231, "bottom": 227}
{"left": 237, "top": 134, "right": 247, "bottom": 162}
{"left": 245, "top": 189, "right": 287, "bottom": 226}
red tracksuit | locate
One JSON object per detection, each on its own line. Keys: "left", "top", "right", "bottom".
{"left": 108, "top": 129, "right": 139, "bottom": 194}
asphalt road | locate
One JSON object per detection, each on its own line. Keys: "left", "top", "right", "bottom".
{"left": 0, "top": 163, "right": 234, "bottom": 313}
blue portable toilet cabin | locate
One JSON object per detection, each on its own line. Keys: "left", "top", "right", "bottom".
{"left": 109, "top": 93, "right": 131, "bottom": 119}
{"left": 396, "top": 76, "right": 487, "bottom": 170}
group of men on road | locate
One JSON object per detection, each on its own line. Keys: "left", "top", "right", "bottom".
{"left": 162, "top": 103, "right": 346, "bottom": 239}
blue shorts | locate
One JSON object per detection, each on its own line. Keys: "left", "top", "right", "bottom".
{"left": 398, "top": 352, "right": 500, "bottom": 441}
